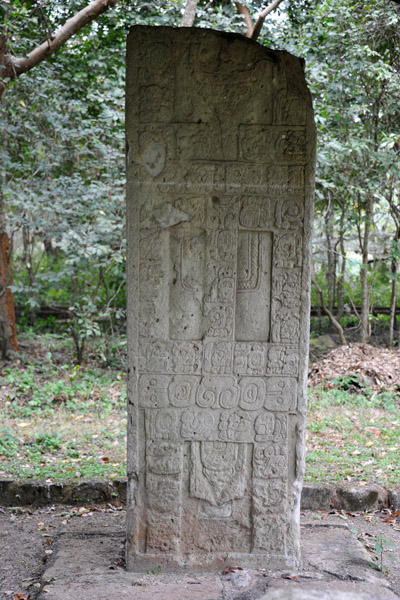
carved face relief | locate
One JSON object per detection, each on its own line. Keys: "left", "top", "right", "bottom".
{"left": 190, "top": 441, "right": 247, "bottom": 506}
{"left": 140, "top": 141, "right": 167, "bottom": 178}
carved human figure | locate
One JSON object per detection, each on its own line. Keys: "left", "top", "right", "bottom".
{"left": 191, "top": 441, "right": 247, "bottom": 506}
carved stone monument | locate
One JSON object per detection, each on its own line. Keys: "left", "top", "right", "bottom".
{"left": 126, "top": 26, "right": 315, "bottom": 571}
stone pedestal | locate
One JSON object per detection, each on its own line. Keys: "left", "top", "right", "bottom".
{"left": 126, "top": 25, "right": 315, "bottom": 571}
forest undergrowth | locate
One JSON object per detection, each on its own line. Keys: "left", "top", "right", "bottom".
{"left": 1, "top": 332, "right": 399, "bottom": 485}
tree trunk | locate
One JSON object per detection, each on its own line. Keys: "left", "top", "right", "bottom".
{"left": 0, "top": 89, "right": 18, "bottom": 354}
{"left": 0, "top": 231, "right": 18, "bottom": 353}
{"left": 324, "top": 199, "right": 335, "bottom": 328}
{"left": 388, "top": 228, "right": 400, "bottom": 347}
{"left": 22, "top": 226, "right": 35, "bottom": 288}
{"left": 336, "top": 207, "right": 346, "bottom": 320}
{"left": 181, "top": 0, "right": 198, "bottom": 27}
{"left": 389, "top": 257, "right": 397, "bottom": 347}
{"left": 360, "top": 195, "right": 373, "bottom": 344}
{"left": 312, "top": 268, "right": 347, "bottom": 345}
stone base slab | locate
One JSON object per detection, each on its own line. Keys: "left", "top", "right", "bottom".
{"left": 38, "top": 518, "right": 397, "bottom": 600}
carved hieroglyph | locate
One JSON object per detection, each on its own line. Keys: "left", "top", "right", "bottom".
{"left": 126, "top": 26, "right": 315, "bottom": 571}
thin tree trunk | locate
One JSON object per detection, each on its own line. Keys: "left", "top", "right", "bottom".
{"left": 360, "top": 195, "right": 373, "bottom": 344}
{"left": 388, "top": 226, "right": 400, "bottom": 347}
{"left": 389, "top": 257, "right": 397, "bottom": 347}
{"left": 251, "top": 0, "right": 285, "bottom": 41}
{"left": 22, "top": 226, "right": 35, "bottom": 288}
{"left": 0, "top": 231, "right": 18, "bottom": 353}
{"left": 336, "top": 207, "right": 346, "bottom": 320}
{"left": 236, "top": 3, "right": 254, "bottom": 37}
{"left": 181, "top": 0, "right": 198, "bottom": 27}
{"left": 324, "top": 198, "right": 335, "bottom": 328}
{"left": 312, "top": 268, "right": 347, "bottom": 345}
{"left": 0, "top": 88, "right": 18, "bottom": 353}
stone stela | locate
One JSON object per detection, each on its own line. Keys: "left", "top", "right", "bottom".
{"left": 126, "top": 26, "right": 316, "bottom": 571}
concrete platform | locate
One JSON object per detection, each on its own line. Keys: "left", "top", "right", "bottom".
{"left": 38, "top": 518, "right": 399, "bottom": 600}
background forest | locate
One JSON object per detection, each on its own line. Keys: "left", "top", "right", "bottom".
{"left": 1, "top": 0, "right": 400, "bottom": 362}
{"left": 1, "top": 0, "right": 400, "bottom": 489}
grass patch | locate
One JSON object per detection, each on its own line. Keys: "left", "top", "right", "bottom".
{"left": 1, "top": 334, "right": 400, "bottom": 485}
{"left": 0, "top": 335, "right": 126, "bottom": 480}
{"left": 306, "top": 386, "right": 400, "bottom": 485}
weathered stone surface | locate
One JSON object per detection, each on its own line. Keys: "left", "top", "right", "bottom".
{"left": 301, "top": 483, "right": 332, "bottom": 510}
{"left": 260, "top": 590, "right": 392, "bottom": 600}
{"left": 389, "top": 486, "right": 400, "bottom": 510}
{"left": 0, "top": 479, "right": 63, "bottom": 507}
{"left": 61, "top": 480, "right": 115, "bottom": 505}
{"left": 126, "top": 26, "right": 316, "bottom": 570}
{"left": 331, "top": 485, "right": 388, "bottom": 512}
{"left": 301, "top": 524, "right": 392, "bottom": 589}
{"left": 37, "top": 516, "right": 397, "bottom": 600}
{"left": 0, "top": 478, "right": 128, "bottom": 507}
{"left": 0, "top": 479, "right": 16, "bottom": 506}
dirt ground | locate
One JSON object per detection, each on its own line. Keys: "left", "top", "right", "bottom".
{"left": 0, "top": 503, "right": 125, "bottom": 599}
{"left": 0, "top": 505, "right": 399, "bottom": 599}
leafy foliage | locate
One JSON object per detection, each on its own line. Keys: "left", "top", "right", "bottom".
{"left": 263, "top": 0, "right": 400, "bottom": 341}
{"left": 2, "top": 0, "right": 400, "bottom": 355}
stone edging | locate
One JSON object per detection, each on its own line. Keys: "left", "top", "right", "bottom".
{"left": 301, "top": 483, "right": 400, "bottom": 511}
{"left": 0, "top": 478, "right": 399, "bottom": 511}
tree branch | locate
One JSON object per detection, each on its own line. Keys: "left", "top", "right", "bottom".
{"left": 2, "top": 0, "right": 118, "bottom": 86}
{"left": 251, "top": 0, "right": 285, "bottom": 41}
{"left": 181, "top": 0, "right": 198, "bottom": 27}
{"left": 235, "top": 3, "right": 254, "bottom": 38}
{"left": 312, "top": 264, "right": 347, "bottom": 345}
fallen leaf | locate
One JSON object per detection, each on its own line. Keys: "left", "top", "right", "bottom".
{"left": 283, "top": 575, "right": 300, "bottom": 581}
{"left": 365, "top": 427, "right": 381, "bottom": 436}
{"left": 222, "top": 566, "right": 243, "bottom": 575}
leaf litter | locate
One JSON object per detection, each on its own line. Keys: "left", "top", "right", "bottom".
{"left": 309, "top": 343, "right": 400, "bottom": 392}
